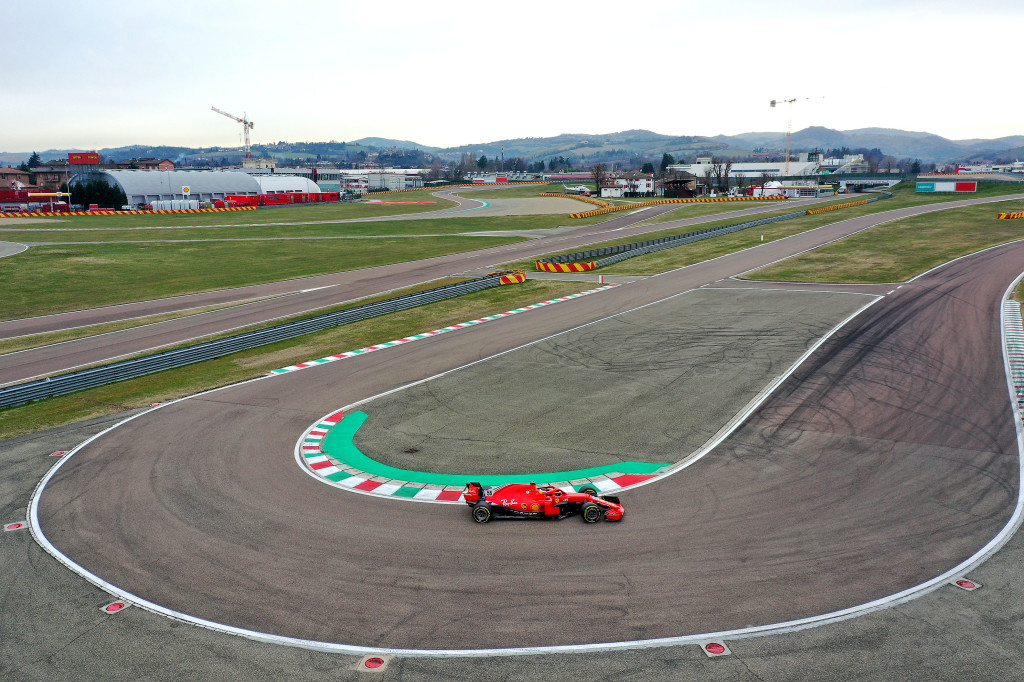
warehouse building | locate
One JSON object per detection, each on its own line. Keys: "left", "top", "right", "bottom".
{"left": 251, "top": 175, "right": 322, "bottom": 195}
{"left": 69, "top": 169, "right": 321, "bottom": 207}
{"left": 367, "top": 172, "right": 423, "bottom": 191}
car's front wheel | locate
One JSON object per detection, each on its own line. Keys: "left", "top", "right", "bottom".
{"left": 472, "top": 503, "right": 492, "bottom": 523}
{"left": 581, "top": 501, "right": 603, "bottom": 523}
{"left": 578, "top": 485, "right": 599, "bottom": 496}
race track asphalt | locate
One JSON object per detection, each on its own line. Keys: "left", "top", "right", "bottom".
{"left": 3, "top": 194, "right": 1020, "bottom": 387}
{"left": 31, "top": 222, "right": 1024, "bottom": 656}
{"left": 0, "top": 199, "right": 808, "bottom": 385}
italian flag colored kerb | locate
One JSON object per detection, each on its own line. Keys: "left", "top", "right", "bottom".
{"left": 271, "top": 285, "right": 619, "bottom": 375}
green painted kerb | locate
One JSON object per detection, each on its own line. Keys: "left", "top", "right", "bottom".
{"left": 321, "top": 411, "right": 669, "bottom": 486}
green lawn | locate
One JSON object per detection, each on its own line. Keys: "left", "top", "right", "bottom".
{"left": 0, "top": 297, "right": 283, "bottom": 355}
{"left": 747, "top": 199, "right": 1024, "bottom": 284}
{"left": 0, "top": 235, "right": 522, "bottom": 321}
{"left": 0, "top": 279, "right": 597, "bottom": 439}
{"left": 633, "top": 199, "right": 805, "bottom": 226}
{"left": 499, "top": 184, "right": 1024, "bottom": 275}
{"left": 455, "top": 182, "right": 567, "bottom": 198}
{"left": 1, "top": 212, "right": 604, "bottom": 243}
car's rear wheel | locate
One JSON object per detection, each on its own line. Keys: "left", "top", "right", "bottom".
{"left": 472, "top": 503, "right": 492, "bottom": 523}
{"left": 581, "top": 501, "right": 603, "bottom": 523}
{"left": 578, "top": 485, "right": 599, "bottom": 496}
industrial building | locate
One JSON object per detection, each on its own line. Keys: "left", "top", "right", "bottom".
{"left": 668, "top": 153, "right": 870, "bottom": 179}
{"left": 68, "top": 169, "right": 323, "bottom": 206}
{"left": 367, "top": 172, "right": 424, "bottom": 191}
{"left": 600, "top": 173, "right": 656, "bottom": 198}
{"left": 251, "top": 175, "right": 322, "bottom": 195}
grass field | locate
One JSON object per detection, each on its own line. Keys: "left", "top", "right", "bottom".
{"left": 0, "top": 212, "right": 603, "bottom": 243}
{"left": 499, "top": 184, "right": 1024, "bottom": 275}
{"left": 747, "top": 199, "right": 1024, "bottom": 283}
{"left": 0, "top": 279, "right": 596, "bottom": 439}
{"left": 454, "top": 182, "right": 568, "bottom": 199}
{"left": 497, "top": 202, "right": 852, "bottom": 273}
{"left": 0, "top": 296, "right": 282, "bottom": 355}
{"left": 633, "top": 198, "right": 809, "bottom": 226}
{"left": 0, "top": 235, "right": 522, "bottom": 321}
{"left": 4, "top": 183, "right": 1022, "bottom": 438}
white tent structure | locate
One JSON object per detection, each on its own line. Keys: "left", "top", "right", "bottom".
{"left": 70, "top": 169, "right": 262, "bottom": 205}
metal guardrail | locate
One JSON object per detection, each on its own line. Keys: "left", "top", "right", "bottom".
{"left": 0, "top": 274, "right": 508, "bottom": 410}
{"left": 539, "top": 193, "right": 892, "bottom": 270}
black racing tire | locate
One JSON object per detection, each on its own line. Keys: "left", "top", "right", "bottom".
{"left": 581, "top": 501, "right": 603, "bottom": 524}
{"left": 578, "top": 485, "right": 599, "bottom": 496}
{"left": 472, "top": 503, "right": 492, "bottom": 524}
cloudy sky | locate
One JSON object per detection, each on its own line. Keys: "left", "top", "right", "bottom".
{"left": 3, "top": 0, "right": 1021, "bottom": 154}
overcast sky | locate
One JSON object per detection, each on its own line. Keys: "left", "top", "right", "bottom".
{"left": 3, "top": 0, "right": 1022, "bottom": 154}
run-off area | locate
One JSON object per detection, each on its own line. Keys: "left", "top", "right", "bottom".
{"left": 354, "top": 287, "right": 871, "bottom": 476}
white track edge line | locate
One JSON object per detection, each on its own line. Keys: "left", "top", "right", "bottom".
{"left": 25, "top": 257, "right": 1024, "bottom": 659}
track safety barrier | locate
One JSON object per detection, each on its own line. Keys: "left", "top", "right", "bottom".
{"left": 537, "top": 192, "right": 612, "bottom": 208}
{"left": 536, "top": 261, "right": 597, "bottom": 273}
{"left": 805, "top": 198, "right": 870, "bottom": 214}
{"left": 0, "top": 273, "right": 516, "bottom": 410}
{"left": 535, "top": 192, "right": 892, "bottom": 272}
{"left": 491, "top": 269, "right": 527, "bottom": 284}
{"left": 998, "top": 211, "right": 1024, "bottom": 219}
{"left": 0, "top": 206, "right": 258, "bottom": 218}
{"left": 564, "top": 195, "right": 788, "bottom": 219}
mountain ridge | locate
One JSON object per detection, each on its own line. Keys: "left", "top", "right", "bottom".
{"left": 3, "top": 127, "right": 1021, "bottom": 166}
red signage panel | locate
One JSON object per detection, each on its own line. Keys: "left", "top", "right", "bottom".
{"left": 68, "top": 152, "right": 100, "bottom": 165}
{"left": 954, "top": 182, "right": 977, "bottom": 192}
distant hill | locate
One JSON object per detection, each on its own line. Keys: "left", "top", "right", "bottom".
{"left": 351, "top": 137, "right": 440, "bottom": 152}
{"left": 436, "top": 129, "right": 748, "bottom": 163}
{"left": 714, "top": 127, "right": 1024, "bottom": 163}
{"left": 4, "top": 127, "right": 1023, "bottom": 167}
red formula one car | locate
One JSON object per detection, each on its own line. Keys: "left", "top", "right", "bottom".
{"left": 463, "top": 481, "right": 624, "bottom": 523}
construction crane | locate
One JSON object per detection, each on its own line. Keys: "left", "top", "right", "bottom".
{"left": 211, "top": 106, "right": 254, "bottom": 160}
{"left": 770, "top": 97, "right": 821, "bottom": 176}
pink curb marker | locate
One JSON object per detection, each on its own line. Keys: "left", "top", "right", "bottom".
{"left": 101, "top": 601, "right": 129, "bottom": 614}
{"left": 4, "top": 521, "right": 27, "bottom": 532}
{"left": 358, "top": 654, "right": 392, "bottom": 671}
{"left": 701, "top": 641, "right": 731, "bottom": 657}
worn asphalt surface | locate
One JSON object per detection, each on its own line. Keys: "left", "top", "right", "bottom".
{"left": 354, "top": 287, "right": 870, "bottom": 475}
{"left": 2, "top": 195, "right": 1024, "bottom": 679}
{"left": 3, "top": 194, "right": 1021, "bottom": 389}
{"left": 0, "top": 198, "right": 821, "bottom": 384}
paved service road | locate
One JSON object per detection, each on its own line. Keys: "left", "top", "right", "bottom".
{"left": 34, "top": 210, "right": 1022, "bottom": 652}
{"left": 0, "top": 198, "right": 829, "bottom": 386}
{"left": 0, "top": 241, "right": 29, "bottom": 258}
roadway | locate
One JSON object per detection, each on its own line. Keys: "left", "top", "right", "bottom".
{"left": 31, "top": 200, "right": 1023, "bottom": 654}
{"left": 0, "top": 197, "right": 830, "bottom": 386}
{"left": 3, "top": 193, "right": 1021, "bottom": 387}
